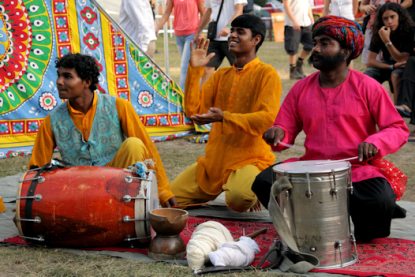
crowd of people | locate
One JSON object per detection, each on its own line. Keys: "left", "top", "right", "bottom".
{"left": 119, "top": 1, "right": 415, "bottom": 129}
{"left": 28, "top": 1, "right": 415, "bottom": 244}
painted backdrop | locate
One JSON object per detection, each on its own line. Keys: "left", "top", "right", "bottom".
{"left": 0, "top": 0, "right": 193, "bottom": 158}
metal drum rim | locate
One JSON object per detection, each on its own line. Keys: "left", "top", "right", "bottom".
{"left": 273, "top": 160, "right": 351, "bottom": 174}
{"left": 316, "top": 254, "right": 358, "bottom": 269}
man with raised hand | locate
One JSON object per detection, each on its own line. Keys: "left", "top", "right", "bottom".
{"left": 171, "top": 14, "right": 282, "bottom": 212}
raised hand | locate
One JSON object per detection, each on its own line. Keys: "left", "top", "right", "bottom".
{"left": 262, "top": 126, "right": 285, "bottom": 146}
{"left": 379, "top": 26, "right": 391, "bottom": 44}
{"left": 218, "top": 26, "right": 230, "bottom": 37}
{"left": 190, "top": 38, "right": 216, "bottom": 68}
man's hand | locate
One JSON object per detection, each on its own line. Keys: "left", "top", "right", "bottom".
{"left": 191, "top": 107, "right": 224, "bottom": 125}
{"left": 394, "top": 60, "right": 407, "bottom": 69}
{"left": 162, "top": 196, "right": 177, "bottom": 208}
{"left": 190, "top": 38, "right": 216, "bottom": 67}
{"left": 379, "top": 26, "right": 391, "bottom": 44}
{"left": 218, "top": 26, "right": 230, "bottom": 37}
{"left": 361, "top": 4, "right": 377, "bottom": 14}
{"left": 292, "top": 22, "right": 301, "bottom": 31}
{"left": 262, "top": 126, "right": 285, "bottom": 146}
{"left": 358, "top": 142, "right": 378, "bottom": 162}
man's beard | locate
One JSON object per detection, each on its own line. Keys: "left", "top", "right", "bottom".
{"left": 308, "top": 51, "right": 347, "bottom": 71}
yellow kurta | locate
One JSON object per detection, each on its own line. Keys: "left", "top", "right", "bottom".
{"left": 184, "top": 57, "right": 282, "bottom": 195}
{"left": 29, "top": 92, "right": 174, "bottom": 203}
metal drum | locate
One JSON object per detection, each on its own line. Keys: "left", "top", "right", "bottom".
{"left": 273, "top": 160, "right": 357, "bottom": 269}
{"left": 15, "top": 165, "right": 158, "bottom": 247}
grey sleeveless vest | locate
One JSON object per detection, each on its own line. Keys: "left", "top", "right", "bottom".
{"left": 50, "top": 93, "right": 124, "bottom": 166}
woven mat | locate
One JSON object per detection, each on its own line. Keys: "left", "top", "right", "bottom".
{"left": 2, "top": 216, "right": 415, "bottom": 276}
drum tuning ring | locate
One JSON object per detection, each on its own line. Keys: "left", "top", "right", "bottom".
{"left": 123, "top": 215, "right": 145, "bottom": 222}
{"left": 20, "top": 176, "right": 45, "bottom": 183}
{"left": 20, "top": 235, "right": 44, "bottom": 242}
{"left": 123, "top": 195, "right": 132, "bottom": 202}
{"left": 122, "top": 195, "right": 148, "bottom": 202}
{"left": 305, "top": 190, "right": 313, "bottom": 198}
{"left": 330, "top": 188, "right": 338, "bottom": 197}
{"left": 124, "top": 176, "right": 149, "bottom": 183}
{"left": 334, "top": 241, "right": 342, "bottom": 249}
{"left": 18, "top": 194, "right": 42, "bottom": 201}
{"left": 17, "top": 216, "right": 42, "bottom": 223}
{"left": 310, "top": 247, "right": 317, "bottom": 252}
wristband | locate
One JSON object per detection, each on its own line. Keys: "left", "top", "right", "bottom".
{"left": 389, "top": 64, "right": 394, "bottom": 71}
{"left": 385, "top": 41, "right": 393, "bottom": 47}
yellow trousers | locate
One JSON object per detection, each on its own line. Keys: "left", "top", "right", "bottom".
{"left": 107, "top": 137, "right": 150, "bottom": 168}
{"left": 170, "top": 163, "right": 260, "bottom": 212}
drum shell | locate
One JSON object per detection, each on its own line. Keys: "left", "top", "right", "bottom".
{"left": 15, "top": 166, "right": 155, "bottom": 248}
{"left": 275, "top": 165, "right": 356, "bottom": 268}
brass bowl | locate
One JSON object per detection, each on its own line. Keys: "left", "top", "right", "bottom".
{"left": 149, "top": 208, "right": 188, "bottom": 236}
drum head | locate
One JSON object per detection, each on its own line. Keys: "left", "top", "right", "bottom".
{"left": 273, "top": 160, "right": 351, "bottom": 174}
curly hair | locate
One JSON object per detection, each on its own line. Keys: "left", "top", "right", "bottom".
{"left": 55, "top": 53, "right": 100, "bottom": 92}
{"left": 372, "top": 2, "right": 414, "bottom": 41}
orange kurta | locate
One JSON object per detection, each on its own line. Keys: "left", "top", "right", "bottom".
{"left": 29, "top": 92, "right": 173, "bottom": 203}
{"left": 184, "top": 58, "right": 282, "bottom": 195}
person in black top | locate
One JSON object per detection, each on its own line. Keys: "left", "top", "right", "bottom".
{"left": 364, "top": 2, "right": 414, "bottom": 104}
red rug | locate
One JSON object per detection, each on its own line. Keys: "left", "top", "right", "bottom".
{"left": 312, "top": 237, "right": 415, "bottom": 277}
{"left": 2, "top": 216, "right": 276, "bottom": 266}
{"left": 3, "top": 216, "right": 415, "bottom": 276}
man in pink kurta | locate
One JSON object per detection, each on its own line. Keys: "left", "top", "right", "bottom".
{"left": 254, "top": 16, "right": 409, "bottom": 242}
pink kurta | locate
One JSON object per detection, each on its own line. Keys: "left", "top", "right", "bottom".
{"left": 273, "top": 69, "right": 409, "bottom": 183}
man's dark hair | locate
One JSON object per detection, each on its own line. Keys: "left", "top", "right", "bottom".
{"left": 55, "top": 53, "right": 100, "bottom": 92}
{"left": 231, "top": 14, "right": 266, "bottom": 51}
{"left": 372, "top": 2, "right": 414, "bottom": 43}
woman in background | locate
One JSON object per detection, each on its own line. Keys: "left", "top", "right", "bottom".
{"left": 364, "top": 2, "right": 414, "bottom": 103}
{"left": 156, "top": 0, "right": 204, "bottom": 90}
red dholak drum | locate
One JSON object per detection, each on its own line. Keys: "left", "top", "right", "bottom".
{"left": 15, "top": 166, "right": 159, "bottom": 247}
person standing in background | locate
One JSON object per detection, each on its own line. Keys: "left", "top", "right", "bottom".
{"left": 119, "top": 0, "right": 157, "bottom": 57}
{"left": 323, "top": 0, "right": 359, "bottom": 20}
{"left": 195, "top": 0, "right": 247, "bottom": 84}
{"left": 156, "top": 0, "right": 205, "bottom": 89}
{"left": 283, "top": 0, "right": 314, "bottom": 80}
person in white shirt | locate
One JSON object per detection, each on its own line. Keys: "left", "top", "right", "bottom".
{"left": 323, "top": 0, "right": 358, "bottom": 20}
{"left": 119, "top": 0, "right": 157, "bottom": 57}
{"left": 283, "top": 0, "right": 314, "bottom": 79}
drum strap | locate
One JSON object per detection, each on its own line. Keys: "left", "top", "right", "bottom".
{"left": 23, "top": 169, "right": 42, "bottom": 236}
{"left": 24, "top": 160, "right": 70, "bottom": 236}
{"left": 259, "top": 176, "right": 319, "bottom": 273}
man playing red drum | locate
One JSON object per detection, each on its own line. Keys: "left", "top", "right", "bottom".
{"left": 255, "top": 16, "right": 409, "bottom": 242}
{"left": 29, "top": 53, "right": 176, "bottom": 207}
